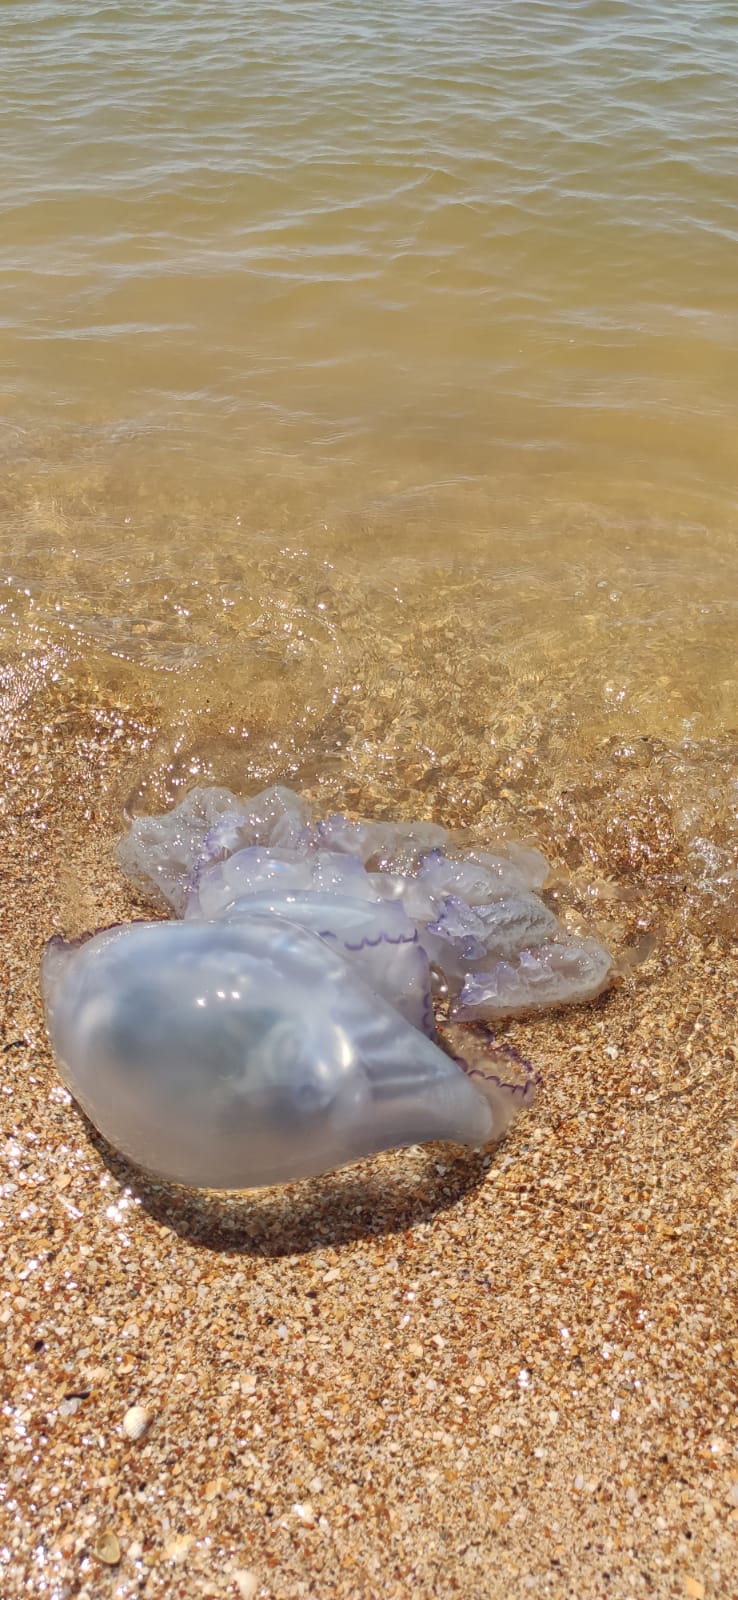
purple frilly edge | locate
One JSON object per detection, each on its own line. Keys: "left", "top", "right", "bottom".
{"left": 452, "top": 1028, "right": 541, "bottom": 1102}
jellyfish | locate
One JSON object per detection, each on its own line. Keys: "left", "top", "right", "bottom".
{"left": 41, "top": 784, "right": 613, "bottom": 1189}
{"left": 42, "top": 916, "right": 515, "bottom": 1189}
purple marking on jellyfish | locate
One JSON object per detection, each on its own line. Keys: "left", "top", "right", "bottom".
{"left": 463, "top": 1065, "right": 538, "bottom": 1100}
{"left": 343, "top": 930, "right": 419, "bottom": 952}
{"left": 474, "top": 1027, "right": 541, "bottom": 1084}
{"left": 450, "top": 1024, "right": 542, "bottom": 1103}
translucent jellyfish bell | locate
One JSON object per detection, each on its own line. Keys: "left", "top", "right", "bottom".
{"left": 41, "top": 916, "right": 496, "bottom": 1189}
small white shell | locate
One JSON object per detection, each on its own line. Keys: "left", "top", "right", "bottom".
{"left": 122, "top": 1404, "right": 151, "bottom": 1441}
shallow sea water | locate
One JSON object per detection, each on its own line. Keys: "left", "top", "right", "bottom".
{"left": 0, "top": 0, "right": 736, "bottom": 898}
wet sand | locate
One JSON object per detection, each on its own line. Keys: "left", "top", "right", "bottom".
{"left": 2, "top": 684, "right": 737, "bottom": 1600}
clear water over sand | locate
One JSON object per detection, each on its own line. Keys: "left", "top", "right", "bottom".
{"left": 1, "top": 0, "right": 736, "bottom": 831}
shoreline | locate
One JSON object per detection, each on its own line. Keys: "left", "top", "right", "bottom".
{"left": 2, "top": 684, "right": 737, "bottom": 1599}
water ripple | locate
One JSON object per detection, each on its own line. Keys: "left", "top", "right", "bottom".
{"left": 0, "top": 0, "right": 736, "bottom": 761}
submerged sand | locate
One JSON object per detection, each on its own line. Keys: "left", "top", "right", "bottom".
{"left": 1, "top": 684, "right": 737, "bottom": 1600}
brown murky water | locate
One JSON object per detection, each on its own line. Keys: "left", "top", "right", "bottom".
{"left": 1, "top": 0, "right": 736, "bottom": 913}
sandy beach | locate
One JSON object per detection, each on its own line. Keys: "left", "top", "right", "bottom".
{"left": 2, "top": 679, "right": 736, "bottom": 1600}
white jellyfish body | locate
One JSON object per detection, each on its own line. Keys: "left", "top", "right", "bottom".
{"left": 41, "top": 916, "right": 494, "bottom": 1189}
{"left": 41, "top": 784, "right": 615, "bottom": 1190}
